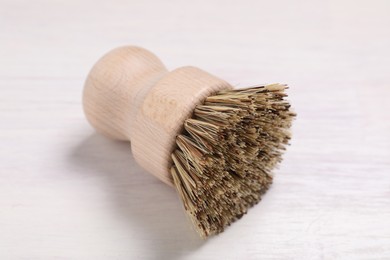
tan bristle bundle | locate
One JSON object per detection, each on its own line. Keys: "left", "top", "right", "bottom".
{"left": 170, "top": 83, "right": 295, "bottom": 238}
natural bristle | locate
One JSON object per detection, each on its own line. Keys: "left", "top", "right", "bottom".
{"left": 170, "top": 84, "right": 295, "bottom": 238}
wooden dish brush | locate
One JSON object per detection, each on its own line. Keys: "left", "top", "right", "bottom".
{"left": 83, "top": 46, "right": 295, "bottom": 238}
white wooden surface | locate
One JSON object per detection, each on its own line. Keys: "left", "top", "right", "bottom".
{"left": 1, "top": 0, "right": 390, "bottom": 259}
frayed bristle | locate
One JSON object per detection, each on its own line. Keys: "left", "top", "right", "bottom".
{"left": 170, "top": 83, "right": 296, "bottom": 238}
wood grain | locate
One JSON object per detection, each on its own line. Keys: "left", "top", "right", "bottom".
{"left": 1, "top": 0, "right": 389, "bottom": 259}
{"left": 84, "top": 46, "right": 231, "bottom": 184}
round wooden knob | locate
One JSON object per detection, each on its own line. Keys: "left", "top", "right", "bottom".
{"left": 83, "top": 46, "right": 168, "bottom": 140}
{"left": 83, "top": 46, "right": 232, "bottom": 184}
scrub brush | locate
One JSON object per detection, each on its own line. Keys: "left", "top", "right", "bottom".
{"left": 83, "top": 46, "right": 295, "bottom": 238}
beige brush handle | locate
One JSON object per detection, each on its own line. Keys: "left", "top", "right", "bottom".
{"left": 83, "top": 46, "right": 233, "bottom": 185}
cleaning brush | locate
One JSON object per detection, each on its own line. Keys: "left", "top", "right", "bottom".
{"left": 83, "top": 46, "right": 295, "bottom": 238}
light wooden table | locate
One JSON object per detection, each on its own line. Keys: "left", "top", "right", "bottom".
{"left": 1, "top": 0, "right": 389, "bottom": 259}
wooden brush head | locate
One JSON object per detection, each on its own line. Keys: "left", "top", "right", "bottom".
{"left": 83, "top": 46, "right": 232, "bottom": 184}
{"left": 84, "top": 45, "right": 295, "bottom": 237}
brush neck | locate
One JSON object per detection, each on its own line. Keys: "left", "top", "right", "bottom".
{"left": 83, "top": 46, "right": 232, "bottom": 184}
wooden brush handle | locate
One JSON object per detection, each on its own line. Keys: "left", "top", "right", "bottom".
{"left": 83, "top": 46, "right": 232, "bottom": 185}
